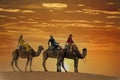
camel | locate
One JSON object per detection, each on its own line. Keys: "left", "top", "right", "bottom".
{"left": 50, "top": 44, "right": 87, "bottom": 72}
{"left": 60, "top": 46, "right": 87, "bottom": 72}
{"left": 42, "top": 45, "right": 87, "bottom": 72}
{"left": 11, "top": 45, "right": 44, "bottom": 72}
{"left": 42, "top": 46, "right": 67, "bottom": 72}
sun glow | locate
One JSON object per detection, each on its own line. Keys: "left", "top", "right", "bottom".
{"left": 61, "top": 63, "right": 70, "bottom": 72}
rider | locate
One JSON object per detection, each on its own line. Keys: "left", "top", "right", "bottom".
{"left": 48, "top": 35, "right": 59, "bottom": 53}
{"left": 17, "top": 35, "right": 32, "bottom": 52}
{"left": 66, "top": 34, "right": 74, "bottom": 53}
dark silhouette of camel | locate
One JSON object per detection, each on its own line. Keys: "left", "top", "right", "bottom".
{"left": 42, "top": 45, "right": 87, "bottom": 72}
{"left": 11, "top": 45, "right": 44, "bottom": 72}
{"left": 42, "top": 46, "right": 67, "bottom": 72}
{"left": 60, "top": 47, "right": 87, "bottom": 72}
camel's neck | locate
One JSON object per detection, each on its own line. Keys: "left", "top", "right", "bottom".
{"left": 35, "top": 48, "right": 42, "bottom": 57}
{"left": 79, "top": 50, "right": 87, "bottom": 59}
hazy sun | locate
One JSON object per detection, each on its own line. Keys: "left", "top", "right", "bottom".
{"left": 61, "top": 63, "right": 70, "bottom": 72}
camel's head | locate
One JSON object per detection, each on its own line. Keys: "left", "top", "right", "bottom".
{"left": 82, "top": 48, "right": 87, "bottom": 52}
{"left": 38, "top": 45, "right": 44, "bottom": 50}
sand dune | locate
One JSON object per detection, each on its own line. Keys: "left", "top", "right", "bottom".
{"left": 0, "top": 72, "right": 119, "bottom": 80}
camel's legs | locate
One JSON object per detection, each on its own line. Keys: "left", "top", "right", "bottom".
{"left": 57, "top": 57, "right": 61, "bottom": 72}
{"left": 42, "top": 56, "right": 48, "bottom": 71}
{"left": 15, "top": 59, "right": 22, "bottom": 71}
{"left": 74, "top": 57, "right": 79, "bottom": 72}
{"left": 11, "top": 50, "right": 18, "bottom": 72}
{"left": 11, "top": 58, "right": 15, "bottom": 72}
{"left": 25, "top": 58, "right": 30, "bottom": 71}
{"left": 29, "top": 55, "right": 33, "bottom": 72}
{"left": 61, "top": 60, "right": 67, "bottom": 72}
{"left": 57, "top": 61, "right": 61, "bottom": 72}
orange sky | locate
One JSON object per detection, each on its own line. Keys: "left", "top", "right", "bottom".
{"left": 0, "top": 0, "right": 120, "bottom": 77}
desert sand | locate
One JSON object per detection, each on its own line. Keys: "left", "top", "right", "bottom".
{"left": 0, "top": 71, "right": 119, "bottom": 80}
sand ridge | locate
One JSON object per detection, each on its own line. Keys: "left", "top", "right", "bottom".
{"left": 0, "top": 71, "right": 119, "bottom": 80}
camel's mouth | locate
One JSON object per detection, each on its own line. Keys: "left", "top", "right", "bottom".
{"left": 39, "top": 46, "right": 44, "bottom": 50}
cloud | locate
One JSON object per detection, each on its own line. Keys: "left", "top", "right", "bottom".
{"left": 7, "top": 30, "right": 17, "bottom": 33}
{"left": 82, "top": 8, "right": 120, "bottom": 15}
{"left": 106, "top": 22, "right": 114, "bottom": 25}
{"left": 18, "top": 18, "right": 37, "bottom": 23}
{"left": 21, "top": 4, "right": 42, "bottom": 9}
{"left": 78, "top": 4, "right": 85, "bottom": 7}
{"left": 42, "top": 3, "right": 67, "bottom": 9}
{"left": 107, "top": 2, "right": 114, "bottom": 5}
{"left": 104, "top": 25, "right": 113, "bottom": 28}
{"left": 82, "top": 9, "right": 100, "bottom": 15}
{"left": 0, "top": 7, "right": 34, "bottom": 13}
{"left": 0, "top": 14, "right": 16, "bottom": 19}
{"left": 0, "top": 15, "right": 7, "bottom": 18}
{"left": 106, "top": 16, "right": 120, "bottom": 19}
{"left": 21, "top": 10, "right": 34, "bottom": 13}
{"left": 92, "top": 20, "right": 103, "bottom": 23}
{"left": 105, "top": 11, "right": 120, "bottom": 15}
{"left": 50, "top": 19, "right": 90, "bottom": 23}
{"left": 50, "top": 19, "right": 106, "bottom": 25}
{"left": 0, "top": 8, "right": 20, "bottom": 12}
{"left": 34, "top": 22, "right": 95, "bottom": 28}
{"left": 65, "top": 10, "right": 82, "bottom": 13}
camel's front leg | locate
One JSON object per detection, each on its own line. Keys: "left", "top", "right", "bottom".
{"left": 57, "top": 62, "right": 61, "bottom": 72}
{"left": 11, "top": 50, "right": 18, "bottom": 72}
{"left": 42, "top": 56, "right": 48, "bottom": 71}
{"left": 25, "top": 58, "right": 30, "bottom": 71}
{"left": 74, "top": 57, "right": 79, "bottom": 73}
{"left": 11, "top": 58, "right": 15, "bottom": 72}
{"left": 61, "top": 61, "right": 67, "bottom": 72}
{"left": 29, "top": 55, "right": 33, "bottom": 72}
{"left": 15, "top": 59, "right": 22, "bottom": 71}
{"left": 57, "top": 57, "right": 61, "bottom": 72}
